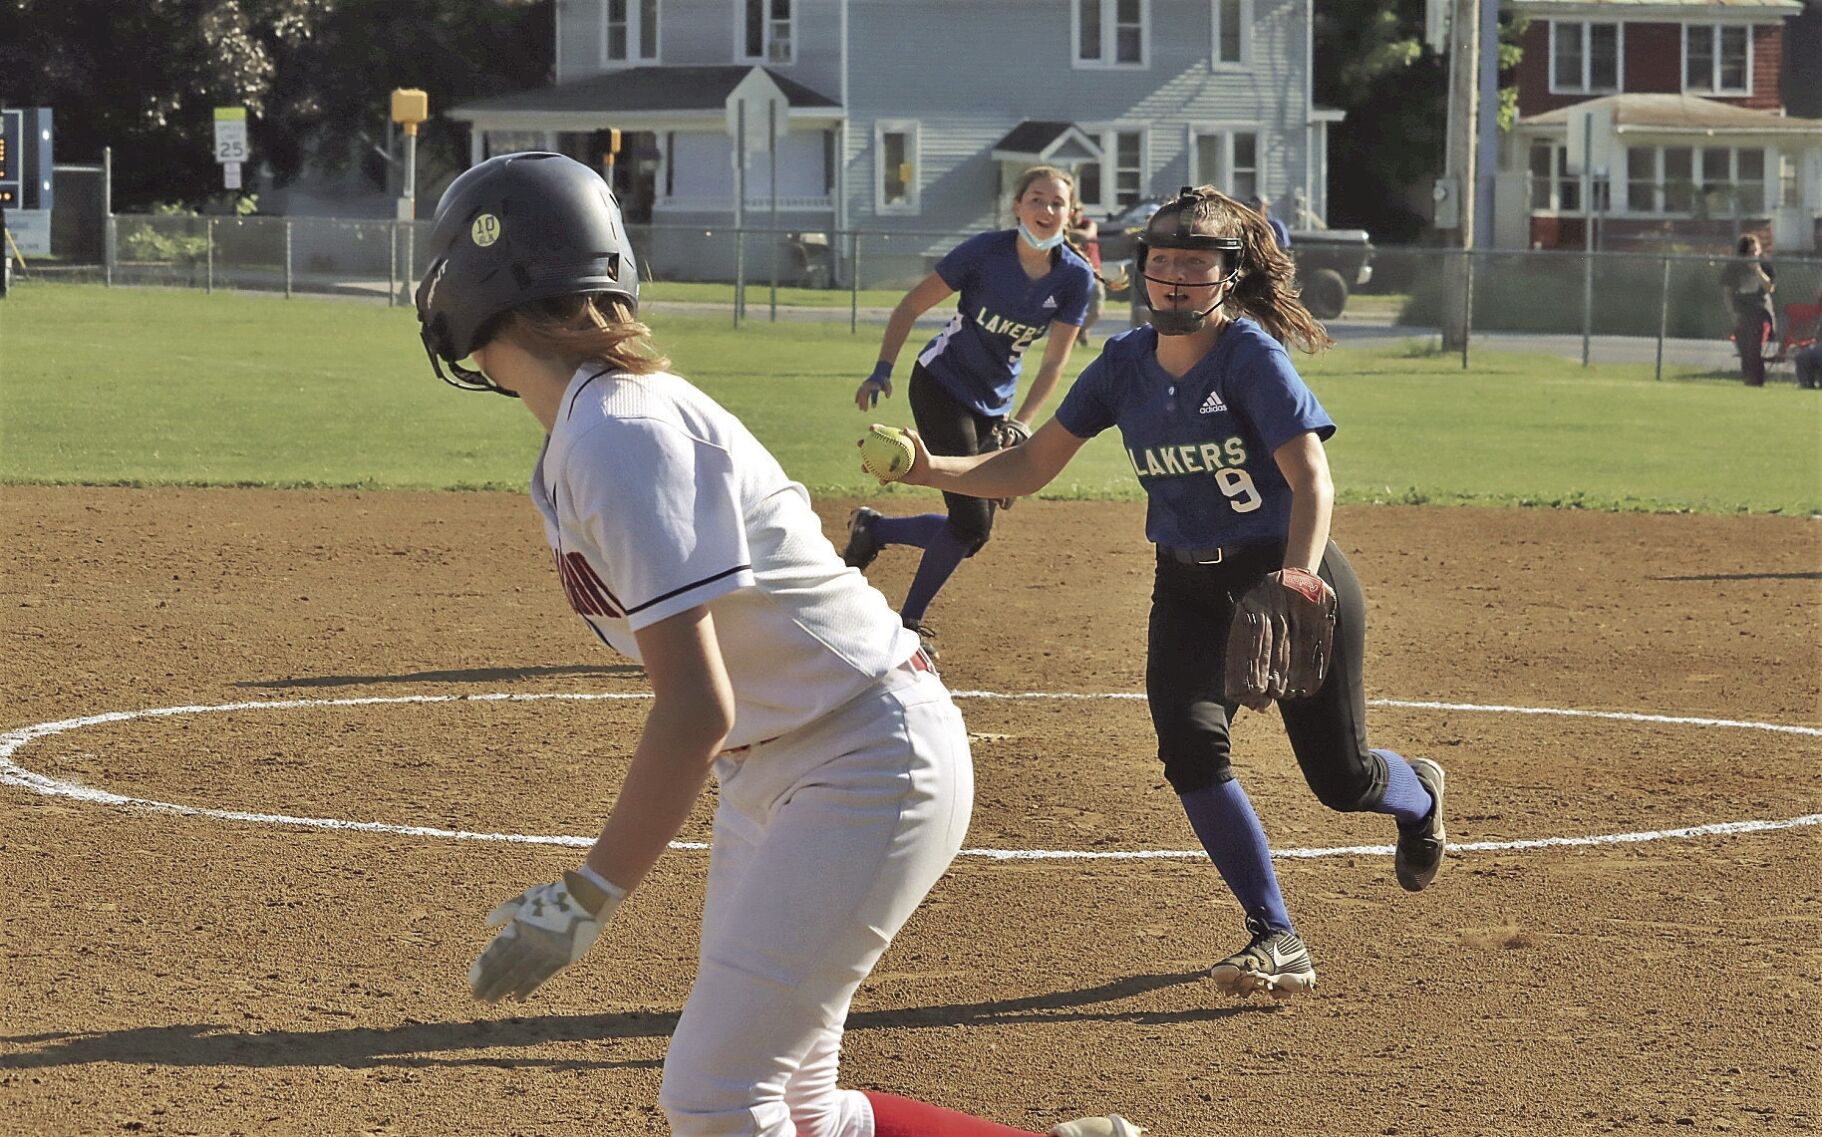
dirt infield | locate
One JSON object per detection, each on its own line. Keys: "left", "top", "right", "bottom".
{"left": 2, "top": 487, "right": 1817, "bottom": 1137}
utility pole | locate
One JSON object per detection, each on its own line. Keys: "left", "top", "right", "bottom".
{"left": 391, "top": 88, "right": 428, "bottom": 302}
{"left": 1441, "top": 0, "right": 1480, "bottom": 354}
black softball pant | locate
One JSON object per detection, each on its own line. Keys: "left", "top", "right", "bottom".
{"left": 1146, "top": 539, "right": 1393, "bottom": 811}
{"left": 908, "top": 362, "right": 1002, "bottom": 553}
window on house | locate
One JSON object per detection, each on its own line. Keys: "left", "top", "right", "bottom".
{"left": 1194, "top": 132, "right": 1222, "bottom": 187}
{"left": 641, "top": 0, "right": 658, "bottom": 58}
{"left": 1530, "top": 144, "right": 1554, "bottom": 210}
{"left": 1078, "top": 128, "right": 1143, "bottom": 210}
{"left": 1078, "top": 0, "right": 1101, "bottom": 60}
{"left": 1229, "top": 132, "right": 1257, "bottom": 201}
{"left": 605, "top": 0, "right": 659, "bottom": 64}
{"left": 877, "top": 121, "right": 918, "bottom": 213}
{"left": 1551, "top": 21, "right": 1620, "bottom": 93}
{"left": 1078, "top": 160, "right": 1103, "bottom": 207}
{"left": 1663, "top": 147, "right": 1694, "bottom": 212}
{"left": 1192, "top": 130, "right": 1253, "bottom": 202}
{"left": 1736, "top": 148, "right": 1765, "bottom": 213}
{"left": 1076, "top": 0, "right": 1146, "bottom": 66}
{"left": 1615, "top": 145, "right": 1766, "bottom": 215}
{"left": 1700, "top": 147, "right": 1731, "bottom": 211}
{"left": 1779, "top": 153, "right": 1799, "bottom": 208}
{"left": 608, "top": 0, "right": 627, "bottom": 60}
{"left": 1555, "top": 146, "right": 1581, "bottom": 212}
{"left": 1115, "top": 131, "right": 1145, "bottom": 205}
{"left": 1552, "top": 24, "right": 1582, "bottom": 89}
{"left": 1626, "top": 148, "right": 1656, "bottom": 213}
{"left": 743, "top": 0, "right": 792, "bottom": 64}
{"left": 1213, "top": 0, "right": 1247, "bottom": 65}
{"left": 1685, "top": 24, "right": 1750, "bottom": 94}
{"left": 1588, "top": 24, "right": 1619, "bottom": 89}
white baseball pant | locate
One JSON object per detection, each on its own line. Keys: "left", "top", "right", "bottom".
{"left": 659, "top": 658, "right": 973, "bottom": 1137}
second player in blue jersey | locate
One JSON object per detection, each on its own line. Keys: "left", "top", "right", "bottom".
{"left": 842, "top": 166, "right": 1094, "bottom": 657}
{"left": 886, "top": 185, "right": 1450, "bottom": 1000}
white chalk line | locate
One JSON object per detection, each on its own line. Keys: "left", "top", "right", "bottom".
{"left": 1, "top": 691, "right": 1817, "bottom": 860}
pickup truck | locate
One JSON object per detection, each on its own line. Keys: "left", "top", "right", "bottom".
{"left": 1095, "top": 196, "right": 1374, "bottom": 321}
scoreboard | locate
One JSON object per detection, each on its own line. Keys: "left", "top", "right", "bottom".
{"left": 1, "top": 107, "right": 54, "bottom": 256}
{"left": 0, "top": 107, "right": 51, "bottom": 211}
{"left": 0, "top": 109, "right": 20, "bottom": 208}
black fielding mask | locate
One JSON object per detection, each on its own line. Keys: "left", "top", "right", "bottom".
{"left": 1135, "top": 186, "right": 1244, "bottom": 336}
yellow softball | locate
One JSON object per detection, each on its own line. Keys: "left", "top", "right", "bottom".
{"left": 859, "top": 425, "right": 915, "bottom": 482}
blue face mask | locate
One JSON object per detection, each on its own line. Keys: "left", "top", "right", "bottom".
{"left": 1018, "top": 222, "right": 1066, "bottom": 251}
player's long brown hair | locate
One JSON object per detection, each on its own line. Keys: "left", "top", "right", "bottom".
{"left": 495, "top": 293, "right": 670, "bottom": 375}
{"left": 1149, "top": 186, "right": 1334, "bottom": 354}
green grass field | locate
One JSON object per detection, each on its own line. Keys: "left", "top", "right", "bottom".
{"left": 3, "top": 284, "right": 1817, "bottom": 513}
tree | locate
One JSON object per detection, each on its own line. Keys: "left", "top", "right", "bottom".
{"left": 0, "top": 0, "right": 550, "bottom": 210}
{"left": 256, "top": 0, "right": 553, "bottom": 203}
{"left": 1313, "top": 0, "right": 1525, "bottom": 244}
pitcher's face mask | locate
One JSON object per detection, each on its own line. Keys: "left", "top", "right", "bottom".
{"left": 1135, "top": 187, "right": 1244, "bottom": 337}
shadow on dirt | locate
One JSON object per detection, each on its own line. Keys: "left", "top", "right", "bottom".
{"left": 0, "top": 969, "right": 1263, "bottom": 1072}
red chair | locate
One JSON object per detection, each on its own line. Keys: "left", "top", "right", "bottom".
{"left": 1780, "top": 302, "right": 1822, "bottom": 361}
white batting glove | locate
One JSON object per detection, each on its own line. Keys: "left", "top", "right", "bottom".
{"left": 468, "top": 868, "right": 626, "bottom": 1003}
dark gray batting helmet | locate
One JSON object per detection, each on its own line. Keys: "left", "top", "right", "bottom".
{"left": 414, "top": 151, "right": 639, "bottom": 395}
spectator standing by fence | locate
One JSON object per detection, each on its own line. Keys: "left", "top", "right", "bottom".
{"left": 1720, "top": 235, "right": 1776, "bottom": 387}
{"left": 843, "top": 166, "right": 1093, "bottom": 658}
{"left": 1069, "top": 206, "right": 1105, "bottom": 348}
{"left": 1251, "top": 196, "right": 1291, "bottom": 249}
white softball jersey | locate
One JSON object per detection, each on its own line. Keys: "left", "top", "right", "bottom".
{"left": 530, "top": 366, "right": 922, "bottom": 749}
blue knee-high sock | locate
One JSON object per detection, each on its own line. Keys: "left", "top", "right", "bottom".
{"left": 1372, "top": 748, "right": 1435, "bottom": 827}
{"left": 870, "top": 512, "right": 947, "bottom": 549}
{"left": 1178, "top": 779, "right": 1294, "bottom": 934}
{"left": 898, "top": 525, "right": 972, "bottom": 623}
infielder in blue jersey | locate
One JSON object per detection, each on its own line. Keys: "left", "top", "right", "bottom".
{"left": 843, "top": 166, "right": 1095, "bottom": 657}
{"left": 884, "top": 186, "right": 1448, "bottom": 999}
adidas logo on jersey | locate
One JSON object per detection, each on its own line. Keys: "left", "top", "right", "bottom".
{"left": 1198, "top": 390, "right": 1228, "bottom": 414}
{"left": 1042, "top": 295, "right": 1058, "bottom": 309}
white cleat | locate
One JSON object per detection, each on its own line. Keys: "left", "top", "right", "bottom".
{"left": 1051, "top": 1116, "right": 1145, "bottom": 1137}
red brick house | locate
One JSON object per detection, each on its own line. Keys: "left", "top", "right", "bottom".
{"left": 1496, "top": 0, "right": 1821, "bottom": 252}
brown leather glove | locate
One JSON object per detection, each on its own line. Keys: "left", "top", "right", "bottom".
{"left": 985, "top": 418, "right": 1030, "bottom": 509}
{"left": 1223, "top": 567, "right": 1338, "bottom": 710}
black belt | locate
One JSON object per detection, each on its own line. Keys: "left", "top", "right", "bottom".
{"left": 1159, "top": 542, "right": 1275, "bottom": 566}
{"left": 1160, "top": 545, "right": 1232, "bottom": 565}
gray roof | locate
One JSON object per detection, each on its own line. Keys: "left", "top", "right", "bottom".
{"left": 1505, "top": 0, "right": 1801, "bottom": 12}
{"left": 1521, "top": 92, "right": 1822, "bottom": 131}
{"left": 990, "top": 121, "right": 1104, "bottom": 163}
{"left": 994, "top": 122, "right": 1078, "bottom": 154}
{"left": 450, "top": 66, "right": 840, "bottom": 117}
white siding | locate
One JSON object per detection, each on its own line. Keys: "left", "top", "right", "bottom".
{"left": 844, "top": 0, "right": 1313, "bottom": 241}
{"left": 555, "top": 0, "right": 844, "bottom": 97}
{"left": 558, "top": 0, "right": 606, "bottom": 80}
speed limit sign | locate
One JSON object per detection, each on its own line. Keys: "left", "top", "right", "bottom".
{"left": 213, "top": 107, "right": 248, "bottom": 163}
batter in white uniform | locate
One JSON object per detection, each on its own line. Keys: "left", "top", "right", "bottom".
{"left": 414, "top": 153, "right": 1137, "bottom": 1137}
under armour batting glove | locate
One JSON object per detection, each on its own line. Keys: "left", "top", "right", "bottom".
{"left": 468, "top": 868, "right": 626, "bottom": 1003}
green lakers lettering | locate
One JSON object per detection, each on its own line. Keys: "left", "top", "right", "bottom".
{"left": 1126, "top": 436, "right": 1263, "bottom": 512}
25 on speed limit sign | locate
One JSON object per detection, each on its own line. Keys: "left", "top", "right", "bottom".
{"left": 213, "top": 107, "right": 248, "bottom": 163}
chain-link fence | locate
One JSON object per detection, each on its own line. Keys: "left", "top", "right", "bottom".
{"left": 23, "top": 215, "right": 964, "bottom": 307}
{"left": 16, "top": 212, "right": 1822, "bottom": 376}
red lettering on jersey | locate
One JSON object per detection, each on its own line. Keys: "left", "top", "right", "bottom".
{"left": 554, "top": 550, "right": 623, "bottom": 617}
